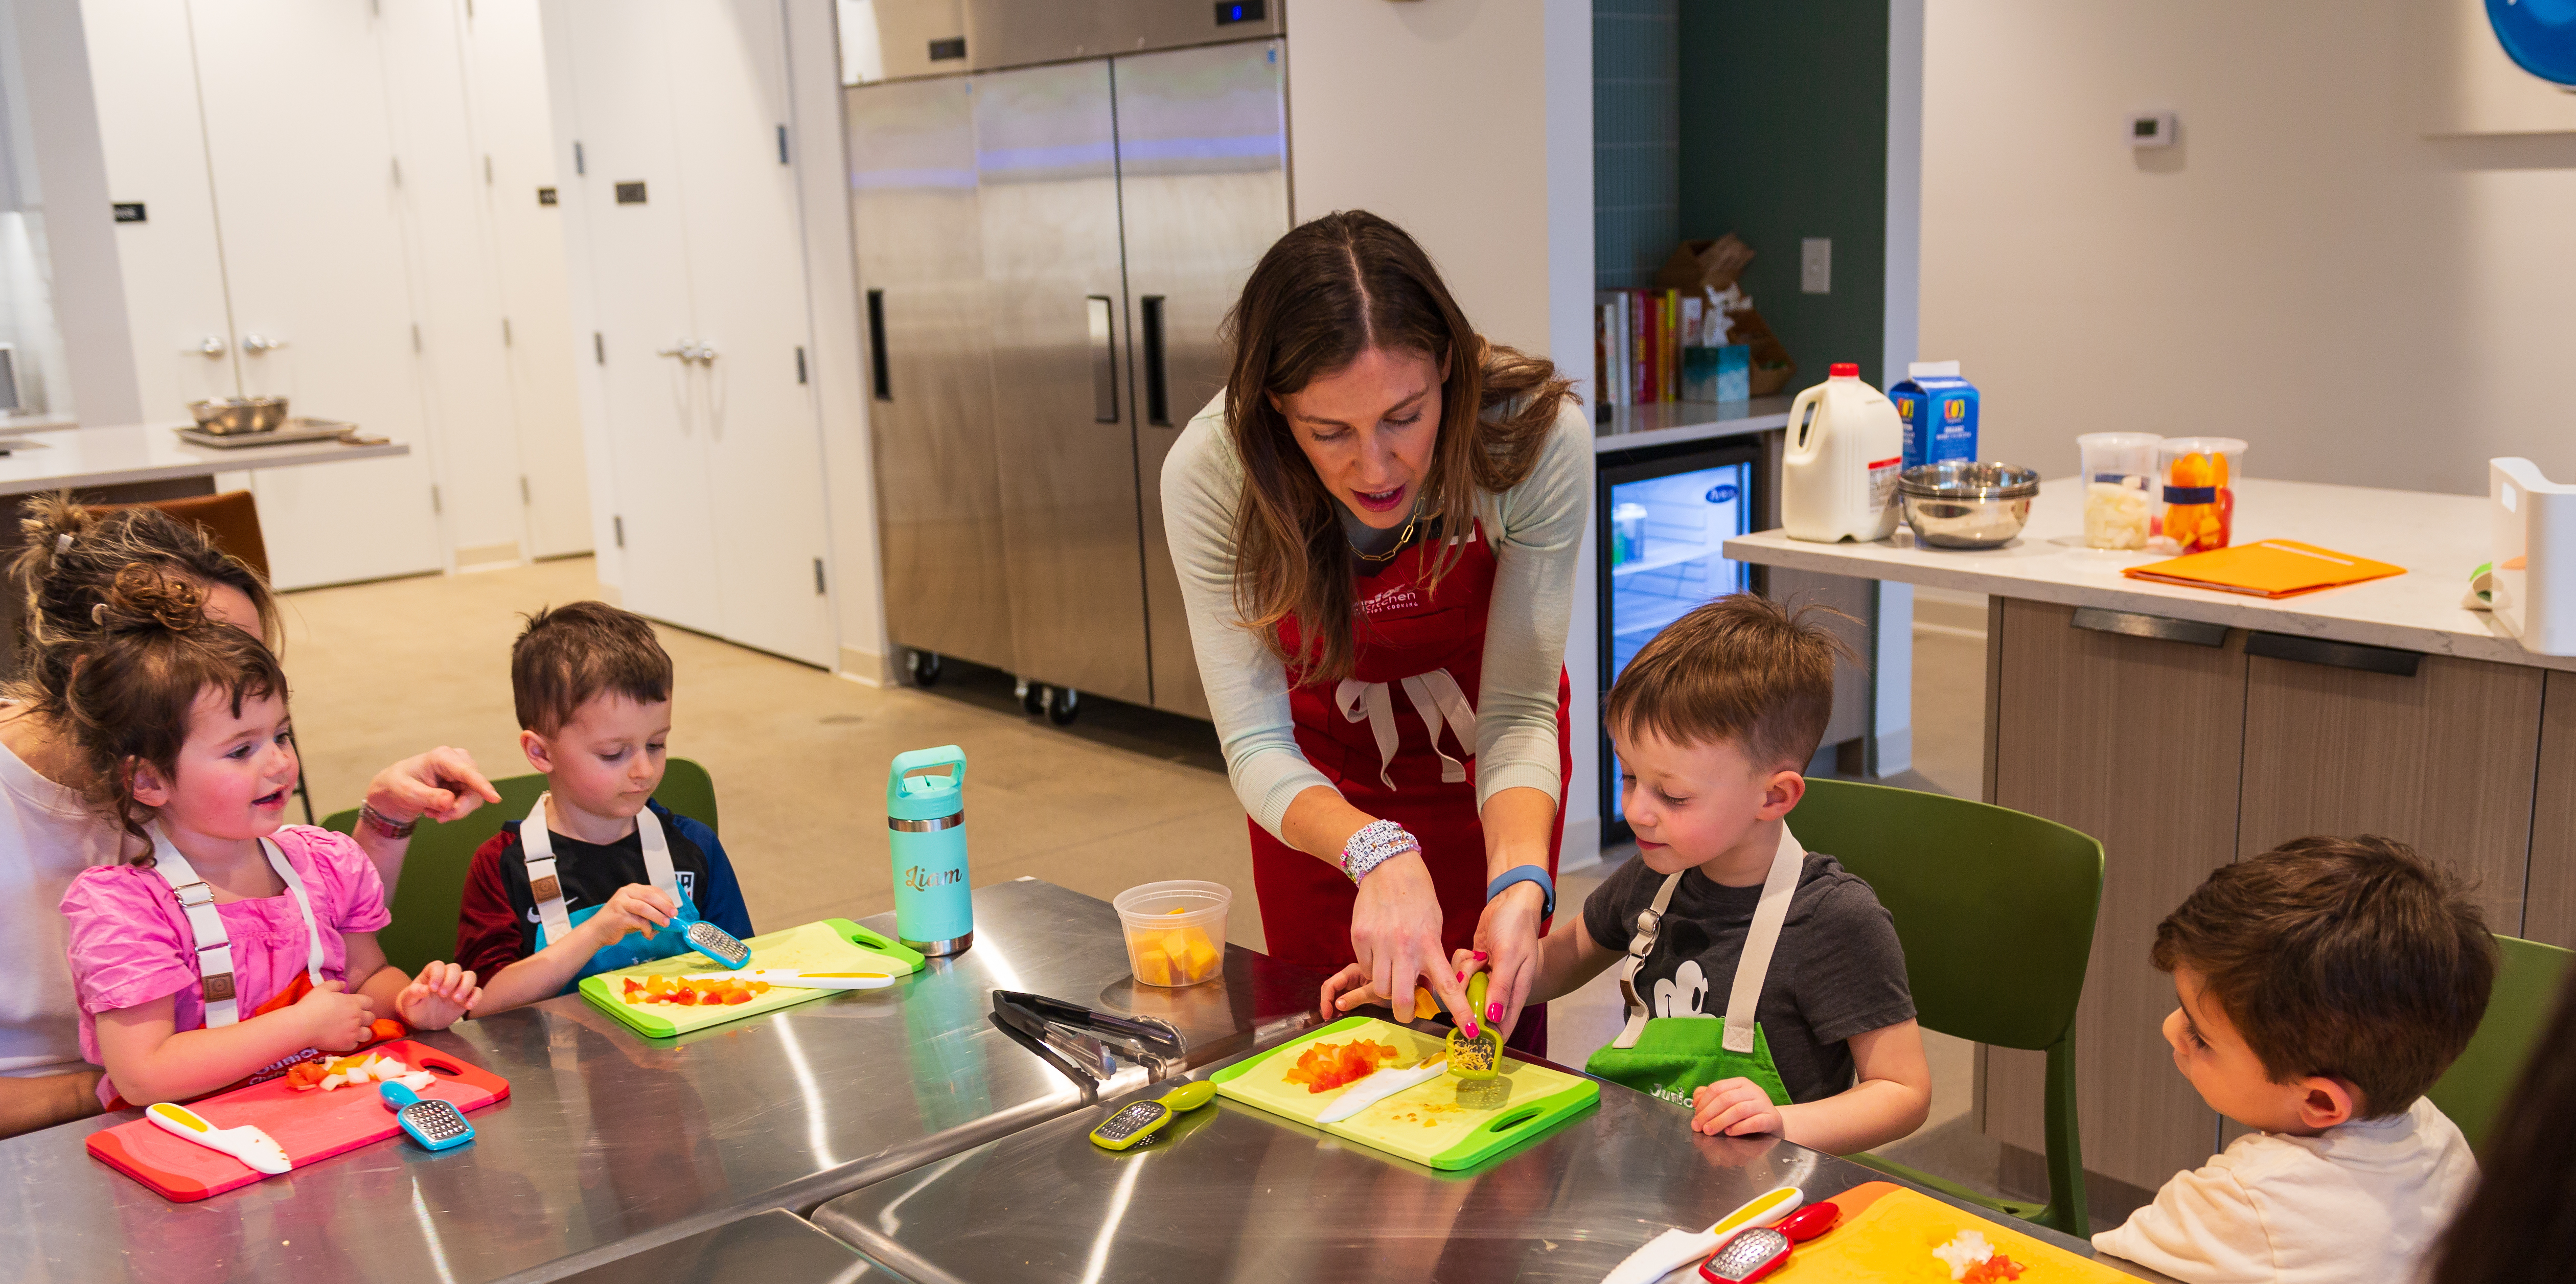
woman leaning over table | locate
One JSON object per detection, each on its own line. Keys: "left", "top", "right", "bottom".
{"left": 0, "top": 495, "right": 502, "bottom": 1137}
{"left": 1162, "top": 211, "right": 1589, "bottom": 1052}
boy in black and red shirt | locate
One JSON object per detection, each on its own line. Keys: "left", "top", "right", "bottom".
{"left": 455, "top": 602, "right": 749, "bottom": 1012}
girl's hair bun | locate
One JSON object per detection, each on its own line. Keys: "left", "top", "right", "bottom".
{"left": 101, "top": 564, "right": 209, "bottom": 634}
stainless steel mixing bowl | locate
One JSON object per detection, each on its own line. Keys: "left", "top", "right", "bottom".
{"left": 187, "top": 398, "right": 260, "bottom": 436}
{"left": 1898, "top": 462, "right": 2040, "bottom": 549}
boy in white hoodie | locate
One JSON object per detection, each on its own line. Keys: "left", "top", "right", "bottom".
{"left": 2095, "top": 836, "right": 2495, "bottom": 1283}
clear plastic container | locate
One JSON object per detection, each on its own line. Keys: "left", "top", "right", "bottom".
{"left": 2156, "top": 437, "right": 2248, "bottom": 553}
{"left": 2076, "top": 432, "right": 2160, "bottom": 549}
{"left": 1114, "top": 880, "right": 1232, "bottom": 988}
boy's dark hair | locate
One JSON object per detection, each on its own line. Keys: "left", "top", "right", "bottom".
{"left": 1603, "top": 593, "right": 1855, "bottom": 770}
{"left": 2153, "top": 835, "right": 2496, "bottom": 1117}
{"left": 63, "top": 565, "right": 289, "bottom": 863}
{"left": 511, "top": 601, "right": 673, "bottom": 735}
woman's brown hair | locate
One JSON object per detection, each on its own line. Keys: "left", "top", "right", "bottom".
{"left": 8, "top": 492, "right": 280, "bottom": 719}
{"left": 2428, "top": 967, "right": 2576, "bottom": 1283}
{"left": 1221, "top": 210, "right": 1577, "bottom": 682}
{"left": 62, "top": 566, "right": 290, "bottom": 862}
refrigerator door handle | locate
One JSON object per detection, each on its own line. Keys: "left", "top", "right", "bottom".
{"left": 866, "top": 288, "right": 891, "bottom": 401}
{"left": 1088, "top": 295, "right": 1118, "bottom": 423}
{"left": 1140, "top": 294, "right": 1170, "bottom": 426}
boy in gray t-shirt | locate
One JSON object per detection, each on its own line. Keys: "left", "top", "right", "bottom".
{"left": 1321, "top": 594, "right": 1928, "bottom": 1155}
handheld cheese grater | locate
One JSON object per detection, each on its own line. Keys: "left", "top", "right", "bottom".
{"left": 684, "top": 920, "right": 752, "bottom": 970}
{"left": 379, "top": 1082, "right": 474, "bottom": 1151}
{"left": 1697, "top": 1228, "right": 1792, "bottom": 1283}
{"left": 1445, "top": 972, "right": 1500, "bottom": 1079}
{"left": 1088, "top": 1079, "right": 1216, "bottom": 1151}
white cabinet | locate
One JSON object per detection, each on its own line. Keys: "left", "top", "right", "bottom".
{"left": 82, "top": 0, "right": 589, "bottom": 588}
{"left": 544, "top": 0, "right": 836, "bottom": 667}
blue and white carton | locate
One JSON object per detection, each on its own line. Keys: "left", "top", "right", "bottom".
{"left": 1891, "top": 361, "right": 1979, "bottom": 469}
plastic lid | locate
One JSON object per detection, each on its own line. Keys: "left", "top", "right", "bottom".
{"left": 1830, "top": 362, "right": 1859, "bottom": 378}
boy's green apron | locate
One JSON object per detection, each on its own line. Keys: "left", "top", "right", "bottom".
{"left": 1583, "top": 826, "right": 1805, "bottom": 1110}
{"left": 520, "top": 792, "right": 703, "bottom": 988}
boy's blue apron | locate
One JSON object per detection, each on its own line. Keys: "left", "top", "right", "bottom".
{"left": 1582, "top": 826, "right": 1805, "bottom": 1110}
{"left": 519, "top": 793, "right": 701, "bottom": 986}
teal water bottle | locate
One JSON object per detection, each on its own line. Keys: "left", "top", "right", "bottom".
{"left": 887, "top": 745, "right": 972, "bottom": 956}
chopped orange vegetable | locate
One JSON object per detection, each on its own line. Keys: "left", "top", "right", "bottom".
{"left": 370, "top": 1019, "right": 405, "bottom": 1042}
{"left": 1281, "top": 1038, "right": 1401, "bottom": 1093}
{"left": 1962, "top": 1255, "right": 2026, "bottom": 1282}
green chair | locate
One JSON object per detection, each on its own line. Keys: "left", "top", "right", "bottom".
{"left": 2427, "top": 933, "right": 2575, "bottom": 1156}
{"left": 1789, "top": 777, "right": 2105, "bottom": 1236}
{"left": 325, "top": 758, "right": 721, "bottom": 975}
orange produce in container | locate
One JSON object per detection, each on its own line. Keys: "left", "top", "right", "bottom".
{"left": 2156, "top": 437, "right": 2245, "bottom": 553}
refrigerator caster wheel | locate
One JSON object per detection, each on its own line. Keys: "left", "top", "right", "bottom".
{"left": 1045, "top": 686, "right": 1080, "bottom": 726}
{"left": 907, "top": 650, "right": 944, "bottom": 687}
{"left": 1019, "top": 679, "right": 1045, "bottom": 716}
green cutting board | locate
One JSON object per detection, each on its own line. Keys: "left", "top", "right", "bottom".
{"left": 1210, "top": 1016, "right": 1598, "bottom": 1170}
{"left": 579, "top": 918, "right": 924, "bottom": 1038}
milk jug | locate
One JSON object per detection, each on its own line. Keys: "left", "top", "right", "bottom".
{"left": 1782, "top": 363, "right": 1904, "bottom": 543}
{"left": 887, "top": 745, "right": 972, "bottom": 956}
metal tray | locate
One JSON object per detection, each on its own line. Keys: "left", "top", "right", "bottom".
{"left": 174, "top": 418, "right": 359, "bottom": 449}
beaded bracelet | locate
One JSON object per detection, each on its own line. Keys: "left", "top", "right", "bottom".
{"left": 1340, "top": 819, "right": 1419, "bottom": 886}
{"left": 359, "top": 802, "right": 420, "bottom": 840}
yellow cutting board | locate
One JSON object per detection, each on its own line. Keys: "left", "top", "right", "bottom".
{"left": 1768, "top": 1184, "right": 2138, "bottom": 1281}
{"left": 1211, "top": 1016, "right": 1599, "bottom": 1170}
{"left": 578, "top": 918, "right": 923, "bottom": 1038}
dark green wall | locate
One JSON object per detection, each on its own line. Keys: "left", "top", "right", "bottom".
{"left": 1595, "top": 0, "right": 1680, "bottom": 290}
{"left": 1677, "top": 0, "right": 1890, "bottom": 388}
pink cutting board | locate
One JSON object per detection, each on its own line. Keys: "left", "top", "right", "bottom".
{"left": 85, "top": 1041, "right": 510, "bottom": 1202}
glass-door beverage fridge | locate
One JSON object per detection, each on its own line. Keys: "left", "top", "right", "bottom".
{"left": 1597, "top": 438, "right": 1768, "bottom": 841}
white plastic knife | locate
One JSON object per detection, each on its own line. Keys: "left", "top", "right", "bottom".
{"left": 1315, "top": 1056, "right": 1450, "bottom": 1124}
{"left": 1599, "top": 1185, "right": 1803, "bottom": 1284}
{"left": 678, "top": 970, "right": 894, "bottom": 990}
{"left": 146, "top": 1102, "right": 291, "bottom": 1176}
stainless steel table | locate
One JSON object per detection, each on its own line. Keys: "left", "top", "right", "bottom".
{"left": 812, "top": 1058, "right": 2183, "bottom": 1283}
{"left": 0, "top": 879, "right": 1322, "bottom": 1284}
{"left": 550, "top": 1211, "right": 883, "bottom": 1284}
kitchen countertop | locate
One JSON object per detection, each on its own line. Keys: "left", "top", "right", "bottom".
{"left": 0, "top": 879, "right": 1323, "bottom": 1284}
{"left": 1722, "top": 476, "right": 2569, "bottom": 671}
{"left": 551, "top": 1211, "right": 886, "bottom": 1284}
{"left": 812, "top": 1054, "right": 2179, "bottom": 1283}
{"left": 1595, "top": 396, "right": 1790, "bottom": 454}
{"left": 0, "top": 422, "right": 408, "bottom": 496}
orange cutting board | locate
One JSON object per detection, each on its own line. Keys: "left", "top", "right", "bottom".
{"left": 85, "top": 1041, "right": 510, "bottom": 1202}
{"left": 1768, "top": 1183, "right": 2138, "bottom": 1281}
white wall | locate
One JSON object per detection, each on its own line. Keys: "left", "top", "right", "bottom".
{"left": 1921, "top": 0, "right": 2576, "bottom": 498}
{"left": 0, "top": 0, "right": 139, "bottom": 425}
{"left": 1285, "top": 0, "right": 1601, "bottom": 861}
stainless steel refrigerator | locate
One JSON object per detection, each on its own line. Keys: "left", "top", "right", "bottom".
{"left": 846, "top": 0, "right": 1287, "bottom": 723}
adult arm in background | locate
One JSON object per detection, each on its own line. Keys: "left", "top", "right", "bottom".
{"left": 350, "top": 746, "right": 503, "bottom": 891}
{"left": 0, "top": 1069, "right": 104, "bottom": 1138}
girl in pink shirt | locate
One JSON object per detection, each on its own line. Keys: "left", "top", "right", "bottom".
{"left": 58, "top": 569, "right": 482, "bottom": 1107}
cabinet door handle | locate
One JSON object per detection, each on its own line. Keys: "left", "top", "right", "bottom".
{"left": 866, "top": 289, "right": 891, "bottom": 401}
{"left": 1140, "top": 294, "right": 1169, "bottom": 427}
{"left": 2245, "top": 630, "right": 2421, "bottom": 677}
{"left": 2071, "top": 606, "right": 2227, "bottom": 647}
{"left": 1087, "top": 295, "right": 1118, "bottom": 424}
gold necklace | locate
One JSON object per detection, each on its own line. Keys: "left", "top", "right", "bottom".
{"left": 1350, "top": 499, "right": 1423, "bottom": 564}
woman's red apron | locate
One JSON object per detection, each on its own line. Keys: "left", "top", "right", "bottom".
{"left": 1249, "top": 521, "right": 1572, "bottom": 1056}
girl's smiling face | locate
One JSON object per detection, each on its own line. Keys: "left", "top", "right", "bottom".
{"left": 128, "top": 686, "right": 297, "bottom": 841}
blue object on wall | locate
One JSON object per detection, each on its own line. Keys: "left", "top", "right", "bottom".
{"left": 2489, "top": 0, "right": 2576, "bottom": 86}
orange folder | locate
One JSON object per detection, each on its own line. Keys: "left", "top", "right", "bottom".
{"left": 2122, "top": 539, "right": 2405, "bottom": 599}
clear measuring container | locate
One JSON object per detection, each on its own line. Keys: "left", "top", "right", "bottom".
{"left": 2157, "top": 437, "right": 2249, "bottom": 553}
{"left": 2076, "top": 432, "right": 2160, "bottom": 549}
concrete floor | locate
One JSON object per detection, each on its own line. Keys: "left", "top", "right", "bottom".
{"left": 281, "top": 560, "right": 2035, "bottom": 1201}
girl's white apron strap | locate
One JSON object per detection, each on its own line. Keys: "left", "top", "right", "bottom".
{"left": 1720, "top": 825, "right": 1806, "bottom": 1056}
{"left": 521, "top": 793, "right": 678, "bottom": 943}
{"left": 1335, "top": 667, "right": 1479, "bottom": 791}
{"left": 1609, "top": 867, "right": 1689, "bottom": 1050}
{"left": 149, "top": 823, "right": 324, "bottom": 1029}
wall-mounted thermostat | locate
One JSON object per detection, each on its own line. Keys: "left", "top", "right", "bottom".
{"left": 2129, "top": 111, "right": 2178, "bottom": 148}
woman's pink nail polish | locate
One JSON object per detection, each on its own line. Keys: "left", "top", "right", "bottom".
{"left": 1455, "top": 971, "right": 1464, "bottom": 982}
{"left": 1472, "top": 950, "right": 1488, "bottom": 962}
{"left": 1486, "top": 1002, "right": 1501, "bottom": 1023}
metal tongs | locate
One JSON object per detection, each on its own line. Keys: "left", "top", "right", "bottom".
{"left": 990, "top": 990, "right": 1185, "bottom": 1097}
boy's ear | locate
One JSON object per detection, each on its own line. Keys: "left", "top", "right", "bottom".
{"left": 2294, "top": 1075, "right": 2359, "bottom": 1130}
{"left": 1759, "top": 769, "right": 1806, "bottom": 821}
{"left": 128, "top": 758, "right": 172, "bottom": 810}
{"left": 518, "top": 729, "right": 552, "bottom": 773}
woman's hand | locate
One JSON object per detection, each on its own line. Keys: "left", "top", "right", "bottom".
{"left": 1690, "top": 1076, "right": 1784, "bottom": 1137}
{"left": 1349, "top": 852, "right": 1475, "bottom": 1037}
{"left": 1471, "top": 881, "right": 1546, "bottom": 1043}
{"left": 366, "top": 747, "right": 504, "bottom": 827}
{"left": 396, "top": 962, "right": 484, "bottom": 1031}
